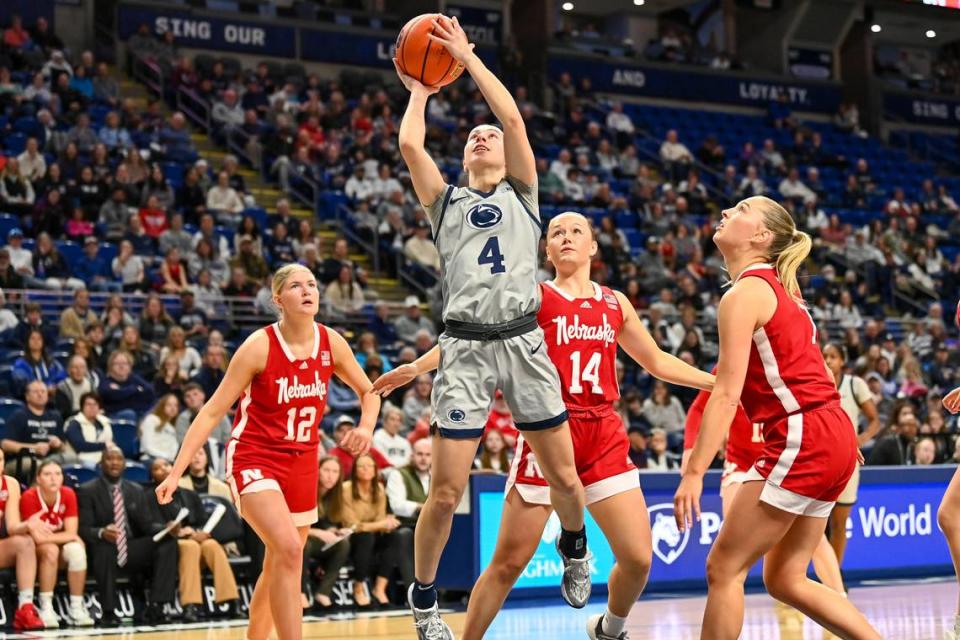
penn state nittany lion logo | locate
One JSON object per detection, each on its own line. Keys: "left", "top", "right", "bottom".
{"left": 466, "top": 203, "right": 503, "bottom": 230}
{"left": 648, "top": 504, "right": 690, "bottom": 565}
{"left": 448, "top": 409, "right": 466, "bottom": 423}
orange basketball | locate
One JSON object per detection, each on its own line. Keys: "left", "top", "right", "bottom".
{"left": 395, "top": 13, "right": 465, "bottom": 88}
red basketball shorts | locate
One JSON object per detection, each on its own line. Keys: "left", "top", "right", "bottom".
{"left": 225, "top": 439, "right": 319, "bottom": 527}
{"left": 506, "top": 407, "right": 639, "bottom": 505}
{"left": 745, "top": 404, "right": 857, "bottom": 518}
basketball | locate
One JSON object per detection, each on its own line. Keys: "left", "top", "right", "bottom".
{"left": 395, "top": 13, "right": 465, "bottom": 88}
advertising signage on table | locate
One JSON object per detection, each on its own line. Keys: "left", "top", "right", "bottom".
{"left": 117, "top": 4, "right": 296, "bottom": 57}
{"left": 476, "top": 467, "right": 951, "bottom": 594}
{"left": 884, "top": 91, "right": 960, "bottom": 127}
{"left": 548, "top": 54, "right": 842, "bottom": 113}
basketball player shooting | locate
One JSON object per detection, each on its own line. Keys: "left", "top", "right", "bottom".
{"left": 394, "top": 14, "right": 589, "bottom": 640}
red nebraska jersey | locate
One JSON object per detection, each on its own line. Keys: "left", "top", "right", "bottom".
{"left": 736, "top": 265, "right": 840, "bottom": 424}
{"left": 231, "top": 322, "right": 335, "bottom": 454}
{"left": 538, "top": 281, "right": 623, "bottom": 411}
{"left": 0, "top": 475, "right": 10, "bottom": 519}
{"left": 683, "top": 386, "right": 764, "bottom": 472}
{"left": 20, "top": 486, "right": 78, "bottom": 533}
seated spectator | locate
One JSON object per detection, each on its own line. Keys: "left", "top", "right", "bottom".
{"left": 2, "top": 381, "right": 65, "bottom": 480}
{"left": 33, "top": 232, "right": 84, "bottom": 290}
{"left": 60, "top": 289, "right": 98, "bottom": 341}
{"left": 64, "top": 392, "right": 113, "bottom": 464}
{"left": 78, "top": 445, "right": 176, "bottom": 626}
{"left": 159, "top": 326, "right": 202, "bottom": 379}
{"left": 175, "top": 169, "right": 207, "bottom": 225}
{"left": 158, "top": 113, "right": 194, "bottom": 162}
{"left": 98, "top": 111, "right": 132, "bottom": 153}
{"left": 372, "top": 406, "right": 411, "bottom": 468}
{"left": 99, "top": 186, "right": 132, "bottom": 242}
{"left": 0, "top": 249, "right": 25, "bottom": 291}
{"left": 55, "top": 355, "right": 100, "bottom": 418}
{"left": 330, "top": 415, "right": 392, "bottom": 478}
{"left": 646, "top": 428, "right": 679, "bottom": 470}
{"left": 868, "top": 408, "right": 918, "bottom": 465}
{"left": 326, "top": 265, "right": 366, "bottom": 314}
{"left": 153, "top": 354, "right": 187, "bottom": 402}
{"left": 778, "top": 168, "right": 816, "bottom": 203}
{"left": 13, "top": 329, "right": 66, "bottom": 397}
{"left": 659, "top": 129, "right": 693, "bottom": 181}
{"left": 223, "top": 266, "right": 258, "bottom": 298}
{"left": 179, "top": 445, "right": 230, "bottom": 494}
{"left": 394, "top": 296, "right": 436, "bottom": 345}
{"left": 138, "top": 294, "right": 175, "bottom": 348}
{"left": 11, "top": 303, "right": 55, "bottom": 348}
{"left": 0, "top": 159, "right": 36, "bottom": 217}
{"left": 111, "top": 239, "right": 147, "bottom": 292}
{"left": 75, "top": 237, "right": 119, "bottom": 292}
{"left": 189, "top": 345, "right": 227, "bottom": 401}
{"left": 139, "top": 394, "right": 180, "bottom": 462}
{"left": 98, "top": 350, "right": 155, "bottom": 417}
{"left": 175, "top": 290, "right": 210, "bottom": 341}
{"left": 114, "top": 324, "right": 157, "bottom": 380}
{"left": 206, "top": 172, "right": 244, "bottom": 218}
{"left": 175, "top": 382, "right": 232, "bottom": 455}
{"left": 914, "top": 437, "right": 937, "bottom": 466}
{"left": 231, "top": 235, "right": 270, "bottom": 282}
{"left": 159, "top": 247, "right": 189, "bottom": 293}
{"left": 146, "top": 458, "right": 240, "bottom": 622}
{"left": 139, "top": 195, "right": 170, "bottom": 239}
{"left": 642, "top": 381, "right": 686, "bottom": 434}
{"left": 302, "top": 456, "right": 352, "bottom": 611}
{"left": 20, "top": 460, "right": 95, "bottom": 627}
{"left": 402, "top": 375, "right": 433, "bottom": 430}
{"left": 341, "top": 453, "right": 403, "bottom": 609}
{"left": 17, "top": 138, "right": 46, "bottom": 184}
{"left": 474, "top": 429, "right": 511, "bottom": 473}
{"left": 212, "top": 89, "right": 244, "bottom": 132}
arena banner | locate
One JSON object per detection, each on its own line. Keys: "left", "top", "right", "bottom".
{"left": 117, "top": 4, "right": 296, "bottom": 57}
{"left": 547, "top": 55, "right": 843, "bottom": 113}
{"left": 446, "top": 3, "right": 503, "bottom": 45}
{"left": 471, "top": 467, "right": 952, "bottom": 595}
{"left": 883, "top": 91, "right": 960, "bottom": 127}
{"left": 299, "top": 26, "right": 499, "bottom": 71}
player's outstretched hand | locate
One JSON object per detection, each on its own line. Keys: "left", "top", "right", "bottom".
{"left": 341, "top": 426, "right": 372, "bottom": 457}
{"left": 371, "top": 362, "right": 419, "bottom": 397}
{"left": 155, "top": 474, "right": 181, "bottom": 505}
{"left": 393, "top": 58, "right": 439, "bottom": 96}
{"left": 429, "top": 15, "right": 475, "bottom": 63}
{"left": 673, "top": 472, "right": 703, "bottom": 532}
{"left": 944, "top": 386, "right": 960, "bottom": 414}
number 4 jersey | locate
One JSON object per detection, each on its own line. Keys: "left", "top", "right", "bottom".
{"left": 426, "top": 177, "right": 542, "bottom": 326}
{"left": 225, "top": 322, "right": 334, "bottom": 527}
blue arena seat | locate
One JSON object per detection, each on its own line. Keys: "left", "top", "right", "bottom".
{"left": 111, "top": 420, "right": 140, "bottom": 460}
{"left": 63, "top": 463, "right": 98, "bottom": 486}
{"left": 0, "top": 399, "right": 24, "bottom": 425}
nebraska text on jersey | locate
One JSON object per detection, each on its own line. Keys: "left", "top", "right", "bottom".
{"left": 552, "top": 313, "right": 617, "bottom": 347}
{"left": 276, "top": 371, "right": 328, "bottom": 404}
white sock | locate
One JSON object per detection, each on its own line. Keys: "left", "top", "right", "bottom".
{"left": 602, "top": 609, "right": 627, "bottom": 637}
{"left": 953, "top": 614, "right": 960, "bottom": 633}
{"left": 18, "top": 589, "right": 33, "bottom": 608}
{"left": 38, "top": 592, "right": 53, "bottom": 609}
{"left": 70, "top": 595, "right": 84, "bottom": 609}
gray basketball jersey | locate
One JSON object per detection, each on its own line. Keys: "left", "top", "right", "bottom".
{"left": 425, "top": 176, "right": 542, "bottom": 325}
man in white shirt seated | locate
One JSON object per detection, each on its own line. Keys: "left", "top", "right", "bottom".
{"left": 372, "top": 406, "right": 412, "bottom": 470}
{"left": 385, "top": 439, "right": 431, "bottom": 588}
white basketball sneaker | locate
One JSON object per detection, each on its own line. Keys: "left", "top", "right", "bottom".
{"left": 586, "top": 613, "right": 629, "bottom": 639}
{"left": 407, "top": 583, "right": 454, "bottom": 640}
{"left": 68, "top": 601, "right": 95, "bottom": 627}
{"left": 38, "top": 604, "right": 59, "bottom": 629}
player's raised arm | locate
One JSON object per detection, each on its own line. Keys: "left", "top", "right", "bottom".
{"left": 430, "top": 16, "right": 535, "bottom": 185}
{"left": 613, "top": 290, "right": 714, "bottom": 392}
{"left": 155, "top": 330, "right": 268, "bottom": 503}
{"left": 370, "top": 345, "right": 440, "bottom": 397}
{"left": 395, "top": 60, "right": 445, "bottom": 208}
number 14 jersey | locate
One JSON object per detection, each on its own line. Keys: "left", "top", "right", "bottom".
{"left": 539, "top": 281, "right": 623, "bottom": 411}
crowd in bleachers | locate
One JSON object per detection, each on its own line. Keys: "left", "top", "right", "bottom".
{"left": 0, "top": 9, "right": 958, "bottom": 626}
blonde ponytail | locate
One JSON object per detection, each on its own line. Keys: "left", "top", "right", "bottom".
{"left": 776, "top": 231, "right": 812, "bottom": 301}
{"left": 755, "top": 196, "right": 811, "bottom": 302}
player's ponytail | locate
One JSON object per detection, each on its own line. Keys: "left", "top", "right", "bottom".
{"left": 758, "top": 196, "right": 811, "bottom": 303}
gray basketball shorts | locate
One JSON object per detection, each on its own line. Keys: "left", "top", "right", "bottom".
{"left": 431, "top": 326, "right": 568, "bottom": 439}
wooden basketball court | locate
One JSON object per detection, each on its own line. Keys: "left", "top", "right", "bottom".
{"left": 23, "top": 578, "right": 958, "bottom": 639}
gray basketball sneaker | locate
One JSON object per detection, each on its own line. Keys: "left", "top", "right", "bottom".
{"left": 556, "top": 537, "right": 593, "bottom": 608}
{"left": 586, "top": 613, "right": 629, "bottom": 639}
{"left": 407, "top": 583, "right": 455, "bottom": 640}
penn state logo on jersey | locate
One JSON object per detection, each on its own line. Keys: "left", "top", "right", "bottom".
{"left": 465, "top": 203, "right": 503, "bottom": 230}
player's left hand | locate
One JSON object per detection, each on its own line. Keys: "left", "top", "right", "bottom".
{"left": 341, "top": 426, "right": 372, "bottom": 456}
{"left": 429, "top": 15, "right": 475, "bottom": 64}
{"left": 943, "top": 386, "right": 960, "bottom": 414}
{"left": 857, "top": 449, "right": 865, "bottom": 465}
{"left": 371, "top": 363, "right": 418, "bottom": 396}
{"left": 673, "top": 472, "right": 703, "bottom": 532}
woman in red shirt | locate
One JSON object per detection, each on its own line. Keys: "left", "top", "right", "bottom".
{"left": 139, "top": 194, "right": 170, "bottom": 239}
{"left": 20, "top": 460, "right": 94, "bottom": 627}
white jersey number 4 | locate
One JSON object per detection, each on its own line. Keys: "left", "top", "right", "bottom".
{"left": 569, "top": 351, "right": 603, "bottom": 395}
